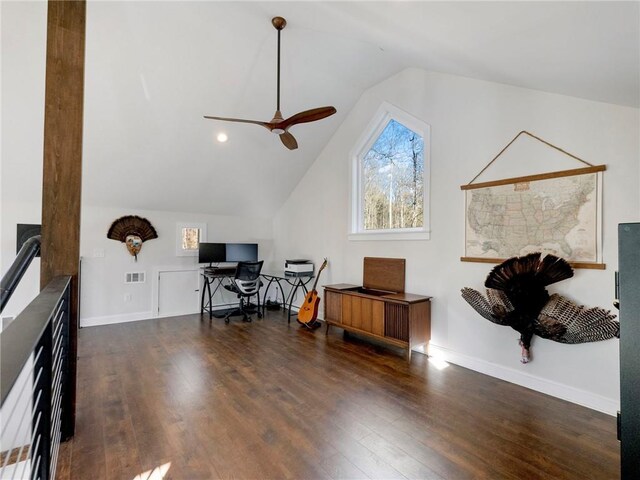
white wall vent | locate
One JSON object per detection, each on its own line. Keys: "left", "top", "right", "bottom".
{"left": 125, "top": 272, "right": 146, "bottom": 284}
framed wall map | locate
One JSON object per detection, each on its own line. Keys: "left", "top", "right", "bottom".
{"left": 460, "top": 132, "right": 606, "bottom": 270}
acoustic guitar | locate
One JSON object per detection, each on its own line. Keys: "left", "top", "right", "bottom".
{"left": 297, "top": 258, "right": 328, "bottom": 327}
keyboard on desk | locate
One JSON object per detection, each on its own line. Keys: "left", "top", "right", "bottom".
{"left": 204, "top": 266, "right": 236, "bottom": 276}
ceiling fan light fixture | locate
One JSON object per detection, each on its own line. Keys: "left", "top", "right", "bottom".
{"left": 203, "top": 16, "right": 336, "bottom": 151}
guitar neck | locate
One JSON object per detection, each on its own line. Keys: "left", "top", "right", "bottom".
{"left": 311, "top": 274, "right": 321, "bottom": 292}
{"left": 311, "top": 261, "right": 327, "bottom": 292}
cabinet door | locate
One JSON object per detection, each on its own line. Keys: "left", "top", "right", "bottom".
{"left": 370, "top": 300, "right": 384, "bottom": 336}
{"left": 350, "top": 296, "right": 363, "bottom": 330}
{"left": 341, "top": 295, "right": 352, "bottom": 327}
{"left": 324, "top": 291, "right": 342, "bottom": 322}
{"left": 361, "top": 299, "right": 373, "bottom": 332}
{"left": 342, "top": 295, "right": 384, "bottom": 336}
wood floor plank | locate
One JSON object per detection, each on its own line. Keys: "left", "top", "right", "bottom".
{"left": 358, "top": 432, "right": 445, "bottom": 480}
{"left": 55, "top": 312, "right": 619, "bottom": 479}
{"left": 320, "top": 452, "right": 371, "bottom": 480}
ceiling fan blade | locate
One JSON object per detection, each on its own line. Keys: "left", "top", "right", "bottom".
{"left": 204, "top": 115, "right": 271, "bottom": 129}
{"left": 280, "top": 131, "right": 298, "bottom": 150}
{"left": 281, "top": 106, "right": 337, "bottom": 130}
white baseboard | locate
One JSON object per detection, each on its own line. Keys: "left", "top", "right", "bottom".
{"left": 80, "top": 304, "right": 235, "bottom": 327}
{"left": 428, "top": 343, "right": 619, "bottom": 416}
{"left": 80, "top": 311, "right": 154, "bottom": 328}
{"left": 154, "top": 310, "right": 200, "bottom": 320}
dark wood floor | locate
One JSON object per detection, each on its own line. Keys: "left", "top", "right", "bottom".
{"left": 56, "top": 311, "right": 619, "bottom": 480}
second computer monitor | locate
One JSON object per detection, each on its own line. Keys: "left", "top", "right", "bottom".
{"left": 225, "top": 243, "right": 258, "bottom": 262}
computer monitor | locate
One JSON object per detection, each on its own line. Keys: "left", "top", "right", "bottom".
{"left": 225, "top": 243, "right": 258, "bottom": 262}
{"left": 198, "top": 243, "right": 226, "bottom": 264}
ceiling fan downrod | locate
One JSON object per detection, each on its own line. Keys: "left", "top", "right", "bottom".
{"left": 272, "top": 16, "right": 286, "bottom": 127}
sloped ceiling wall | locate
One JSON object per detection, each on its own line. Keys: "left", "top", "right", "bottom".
{"left": 82, "top": 2, "right": 404, "bottom": 217}
{"left": 79, "top": 1, "right": 639, "bottom": 218}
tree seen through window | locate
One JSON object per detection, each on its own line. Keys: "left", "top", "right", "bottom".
{"left": 182, "top": 227, "right": 200, "bottom": 250}
{"left": 362, "top": 120, "right": 424, "bottom": 230}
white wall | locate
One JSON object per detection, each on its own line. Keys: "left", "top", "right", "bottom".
{"left": 79, "top": 205, "right": 274, "bottom": 326}
{"left": 0, "top": 1, "right": 47, "bottom": 319}
{"left": 0, "top": 5, "right": 44, "bottom": 456}
{"left": 272, "top": 68, "right": 640, "bottom": 414}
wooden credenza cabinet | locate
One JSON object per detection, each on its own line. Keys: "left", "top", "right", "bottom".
{"left": 324, "top": 283, "right": 431, "bottom": 360}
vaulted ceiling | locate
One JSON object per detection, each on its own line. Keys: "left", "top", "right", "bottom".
{"left": 79, "top": 1, "right": 638, "bottom": 217}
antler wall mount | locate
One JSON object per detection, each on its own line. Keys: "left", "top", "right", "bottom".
{"left": 204, "top": 16, "right": 336, "bottom": 150}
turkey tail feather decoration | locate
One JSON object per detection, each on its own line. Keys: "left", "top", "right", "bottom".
{"left": 462, "top": 253, "right": 618, "bottom": 364}
{"left": 485, "top": 252, "right": 573, "bottom": 291}
{"left": 107, "top": 215, "right": 158, "bottom": 260}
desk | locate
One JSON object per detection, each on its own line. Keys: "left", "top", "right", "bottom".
{"left": 260, "top": 271, "right": 315, "bottom": 323}
{"left": 200, "top": 268, "right": 314, "bottom": 323}
{"left": 200, "top": 267, "right": 235, "bottom": 319}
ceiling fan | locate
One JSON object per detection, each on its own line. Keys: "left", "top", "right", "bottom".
{"left": 204, "top": 16, "right": 336, "bottom": 150}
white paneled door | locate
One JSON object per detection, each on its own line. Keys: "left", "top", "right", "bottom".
{"left": 157, "top": 269, "right": 200, "bottom": 318}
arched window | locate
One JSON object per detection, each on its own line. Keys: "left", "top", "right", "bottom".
{"left": 350, "top": 103, "right": 430, "bottom": 240}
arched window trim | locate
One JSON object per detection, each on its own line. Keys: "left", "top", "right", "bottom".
{"left": 349, "top": 102, "right": 431, "bottom": 241}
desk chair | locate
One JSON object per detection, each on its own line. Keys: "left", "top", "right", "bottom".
{"left": 223, "top": 261, "right": 263, "bottom": 323}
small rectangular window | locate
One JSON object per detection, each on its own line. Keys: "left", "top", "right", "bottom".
{"left": 181, "top": 227, "right": 200, "bottom": 251}
{"left": 176, "top": 222, "right": 207, "bottom": 256}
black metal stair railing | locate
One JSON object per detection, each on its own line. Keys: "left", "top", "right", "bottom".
{"left": 0, "top": 274, "right": 72, "bottom": 480}
{"left": 0, "top": 235, "right": 41, "bottom": 314}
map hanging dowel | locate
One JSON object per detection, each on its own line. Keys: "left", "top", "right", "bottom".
{"left": 460, "top": 257, "right": 606, "bottom": 270}
{"left": 460, "top": 165, "right": 606, "bottom": 191}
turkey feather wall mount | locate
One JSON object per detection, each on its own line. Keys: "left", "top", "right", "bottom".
{"left": 107, "top": 215, "right": 158, "bottom": 260}
{"left": 461, "top": 252, "right": 618, "bottom": 363}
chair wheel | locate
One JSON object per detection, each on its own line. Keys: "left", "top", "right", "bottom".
{"left": 224, "top": 318, "right": 230, "bottom": 324}
{"left": 245, "top": 316, "right": 252, "bottom": 323}
{"left": 257, "top": 312, "right": 263, "bottom": 319}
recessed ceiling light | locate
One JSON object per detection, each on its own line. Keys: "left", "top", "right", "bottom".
{"left": 216, "top": 133, "right": 228, "bottom": 143}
